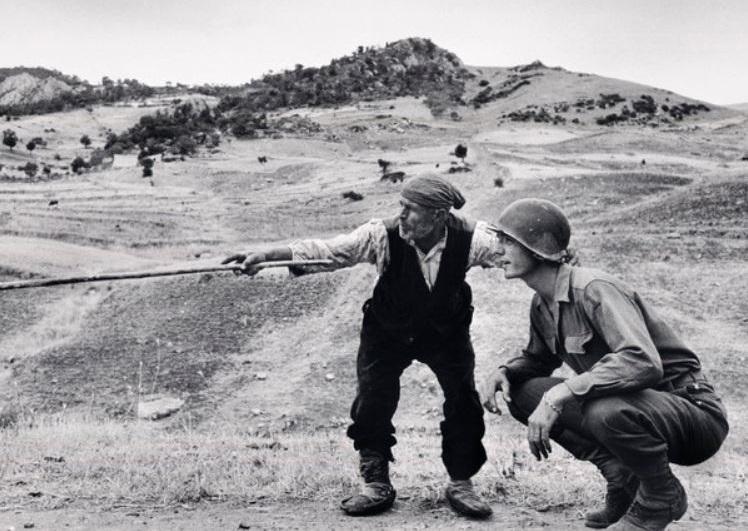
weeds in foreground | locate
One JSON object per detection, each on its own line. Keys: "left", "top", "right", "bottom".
{"left": 1, "top": 409, "right": 746, "bottom": 519}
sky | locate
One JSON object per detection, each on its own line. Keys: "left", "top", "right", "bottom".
{"left": 2, "top": 0, "right": 747, "bottom": 105}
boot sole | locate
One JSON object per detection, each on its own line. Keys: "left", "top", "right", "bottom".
{"left": 445, "top": 496, "right": 493, "bottom": 519}
{"left": 340, "top": 490, "right": 396, "bottom": 516}
{"left": 584, "top": 518, "right": 612, "bottom": 529}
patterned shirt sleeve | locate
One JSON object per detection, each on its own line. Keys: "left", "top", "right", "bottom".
{"left": 288, "top": 219, "right": 389, "bottom": 274}
{"left": 468, "top": 220, "right": 504, "bottom": 269}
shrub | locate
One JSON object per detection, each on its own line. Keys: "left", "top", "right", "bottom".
{"left": 342, "top": 191, "right": 364, "bottom": 201}
{"left": 22, "top": 162, "right": 38, "bottom": 177}
{"left": 377, "top": 159, "right": 391, "bottom": 175}
{"left": 71, "top": 156, "right": 89, "bottom": 174}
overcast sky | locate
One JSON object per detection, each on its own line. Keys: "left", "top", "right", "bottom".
{"left": 2, "top": 0, "right": 746, "bottom": 104}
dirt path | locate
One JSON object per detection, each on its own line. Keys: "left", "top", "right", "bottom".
{"left": 1, "top": 501, "right": 739, "bottom": 530}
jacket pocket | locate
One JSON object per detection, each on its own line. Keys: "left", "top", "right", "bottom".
{"left": 564, "top": 332, "right": 593, "bottom": 354}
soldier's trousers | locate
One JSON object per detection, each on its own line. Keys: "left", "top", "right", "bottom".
{"left": 346, "top": 316, "right": 486, "bottom": 480}
{"left": 507, "top": 376, "right": 729, "bottom": 479}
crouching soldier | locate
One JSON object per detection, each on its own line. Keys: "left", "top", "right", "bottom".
{"left": 481, "top": 199, "right": 728, "bottom": 530}
{"left": 223, "top": 175, "right": 503, "bottom": 518}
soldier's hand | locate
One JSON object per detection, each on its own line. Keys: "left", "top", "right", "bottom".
{"left": 481, "top": 367, "right": 511, "bottom": 415}
{"left": 221, "top": 251, "right": 267, "bottom": 276}
{"left": 526, "top": 395, "right": 560, "bottom": 461}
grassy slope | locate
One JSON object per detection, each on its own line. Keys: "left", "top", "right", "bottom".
{"left": 0, "top": 71, "right": 747, "bottom": 528}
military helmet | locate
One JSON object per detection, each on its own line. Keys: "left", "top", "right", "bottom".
{"left": 493, "top": 198, "right": 571, "bottom": 262}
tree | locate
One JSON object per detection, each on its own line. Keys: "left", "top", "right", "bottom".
{"left": 80, "top": 134, "right": 92, "bottom": 148}
{"left": 141, "top": 157, "right": 154, "bottom": 178}
{"left": 454, "top": 144, "right": 468, "bottom": 164}
{"left": 26, "top": 140, "right": 36, "bottom": 153}
{"left": 3, "top": 129, "right": 17, "bottom": 151}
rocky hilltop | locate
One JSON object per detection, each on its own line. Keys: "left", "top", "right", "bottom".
{"left": 0, "top": 67, "right": 154, "bottom": 116}
{"left": 219, "top": 37, "right": 471, "bottom": 113}
{"left": 0, "top": 72, "right": 74, "bottom": 107}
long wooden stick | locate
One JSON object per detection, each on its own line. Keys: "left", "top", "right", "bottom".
{"left": 0, "top": 259, "right": 334, "bottom": 291}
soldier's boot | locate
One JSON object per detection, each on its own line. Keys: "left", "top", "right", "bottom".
{"left": 444, "top": 479, "right": 493, "bottom": 519}
{"left": 585, "top": 455, "right": 639, "bottom": 528}
{"left": 608, "top": 468, "right": 688, "bottom": 531}
{"left": 340, "top": 449, "right": 396, "bottom": 516}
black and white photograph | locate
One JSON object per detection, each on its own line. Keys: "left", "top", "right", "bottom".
{"left": 0, "top": 1, "right": 746, "bottom": 529}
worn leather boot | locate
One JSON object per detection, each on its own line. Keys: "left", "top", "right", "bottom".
{"left": 444, "top": 479, "right": 493, "bottom": 519}
{"left": 585, "top": 456, "right": 639, "bottom": 528}
{"left": 340, "top": 449, "right": 396, "bottom": 516}
{"left": 608, "top": 473, "right": 687, "bottom": 531}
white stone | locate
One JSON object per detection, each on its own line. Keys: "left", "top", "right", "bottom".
{"left": 137, "top": 395, "right": 184, "bottom": 420}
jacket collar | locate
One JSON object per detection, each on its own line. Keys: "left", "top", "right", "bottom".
{"left": 534, "top": 263, "right": 572, "bottom": 309}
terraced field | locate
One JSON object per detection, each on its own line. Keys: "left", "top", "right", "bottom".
{"left": 0, "top": 95, "right": 746, "bottom": 530}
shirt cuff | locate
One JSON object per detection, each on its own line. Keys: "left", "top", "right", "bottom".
{"left": 564, "top": 372, "right": 595, "bottom": 397}
{"left": 287, "top": 242, "right": 310, "bottom": 261}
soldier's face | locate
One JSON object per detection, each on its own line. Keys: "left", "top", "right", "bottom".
{"left": 496, "top": 234, "right": 538, "bottom": 279}
{"left": 399, "top": 198, "right": 441, "bottom": 240}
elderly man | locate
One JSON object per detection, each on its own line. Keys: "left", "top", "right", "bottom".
{"left": 482, "top": 198, "right": 729, "bottom": 531}
{"left": 223, "top": 175, "right": 502, "bottom": 518}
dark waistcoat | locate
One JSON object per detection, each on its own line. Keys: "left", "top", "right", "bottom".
{"left": 367, "top": 213, "right": 475, "bottom": 341}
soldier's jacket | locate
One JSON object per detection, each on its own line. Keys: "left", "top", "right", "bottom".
{"left": 502, "top": 264, "right": 703, "bottom": 399}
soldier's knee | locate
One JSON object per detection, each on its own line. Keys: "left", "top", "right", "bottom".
{"left": 582, "top": 396, "right": 631, "bottom": 434}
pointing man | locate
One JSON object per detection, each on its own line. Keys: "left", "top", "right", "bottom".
{"left": 224, "top": 175, "right": 502, "bottom": 518}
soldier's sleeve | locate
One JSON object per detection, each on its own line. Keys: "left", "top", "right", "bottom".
{"left": 501, "top": 301, "right": 562, "bottom": 385}
{"left": 564, "top": 281, "right": 663, "bottom": 398}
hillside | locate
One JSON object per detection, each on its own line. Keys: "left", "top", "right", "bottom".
{"left": 218, "top": 39, "right": 734, "bottom": 129}
{"left": 0, "top": 41, "right": 747, "bottom": 529}
{"left": 0, "top": 67, "right": 154, "bottom": 116}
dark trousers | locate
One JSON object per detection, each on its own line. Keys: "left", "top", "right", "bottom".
{"left": 508, "top": 377, "right": 729, "bottom": 479}
{"left": 347, "top": 317, "right": 486, "bottom": 480}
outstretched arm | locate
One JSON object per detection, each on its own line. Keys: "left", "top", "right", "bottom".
{"left": 221, "top": 219, "right": 390, "bottom": 276}
{"left": 221, "top": 246, "right": 292, "bottom": 276}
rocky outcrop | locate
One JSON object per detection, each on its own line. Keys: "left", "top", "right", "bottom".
{"left": 219, "top": 38, "right": 472, "bottom": 115}
{"left": 0, "top": 73, "right": 73, "bottom": 107}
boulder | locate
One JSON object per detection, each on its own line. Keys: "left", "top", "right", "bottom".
{"left": 137, "top": 395, "right": 184, "bottom": 420}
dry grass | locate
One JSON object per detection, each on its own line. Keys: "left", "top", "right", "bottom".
{"left": 0, "top": 290, "right": 103, "bottom": 363}
{"left": 1, "top": 409, "right": 745, "bottom": 523}
{"left": 1, "top": 86, "right": 747, "bottom": 528}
